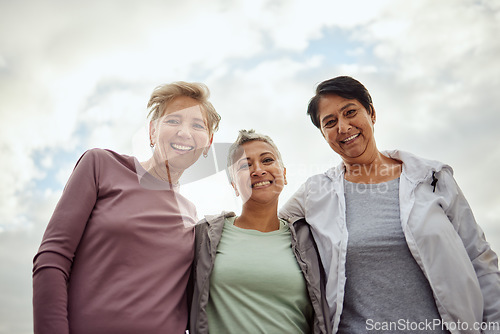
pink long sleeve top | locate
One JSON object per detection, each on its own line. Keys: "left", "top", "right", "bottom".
{"left": 33, "top": 148, "right": 197, "bottom": 334}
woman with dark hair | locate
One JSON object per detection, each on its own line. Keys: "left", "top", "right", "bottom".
{"left": 33, "top": 82, "right": 220, "bottom": 334}
{"left": 281, "top": 76, "right": 500, "bottom": 334}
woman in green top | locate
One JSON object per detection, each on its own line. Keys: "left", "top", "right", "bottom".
{"left": 190, "top": 129, "right": 331, "bottom": 334}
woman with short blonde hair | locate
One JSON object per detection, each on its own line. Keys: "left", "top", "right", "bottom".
{"left": 33, "top": 81, "right": 220, "bottom": 334}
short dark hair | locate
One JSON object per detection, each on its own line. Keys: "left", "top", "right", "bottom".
{"left": 307, "top": 76, "right": 373, "bottom": 129}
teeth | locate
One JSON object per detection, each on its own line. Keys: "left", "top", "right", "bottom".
{"left": 171, "top": 143, "right": 194, "bottom": 151}
{"left": 342, "top": 134, "right": 359, "bottom": 143}
{"left": 252, "top": 181, "right": 271, "bottom": 188}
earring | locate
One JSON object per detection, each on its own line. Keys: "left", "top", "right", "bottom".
{"left": 150, "top": 142, "right": 154, "bottom": 148}
{"left": 231, "top": 182, "right": 239, "bottom": 197}
{"left": 203, "top": 152, "right": 208, "bottom": 158}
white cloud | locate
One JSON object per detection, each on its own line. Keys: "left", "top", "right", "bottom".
{"left": 1, "top": 0, "right": 500, "bottom": 332}
{"left": 364, "top": 0, "right": 500, "bottom": 81}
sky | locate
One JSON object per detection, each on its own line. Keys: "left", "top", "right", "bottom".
{"left": 1, "top": 0, "right": 499, "bottom": 332}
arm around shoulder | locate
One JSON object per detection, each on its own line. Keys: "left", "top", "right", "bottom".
{"left": 280, "top": 182, "right": 307, "bottom": 220}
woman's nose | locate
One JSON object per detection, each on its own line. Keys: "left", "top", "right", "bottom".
{"left": 337, "top": 117, "right": 351, "bottom": 134}
{"left": 250, "top": 163, "right": 267, "bottom": 176}
{"left": 177, "top": 123, "right": 192, "bottom": 138}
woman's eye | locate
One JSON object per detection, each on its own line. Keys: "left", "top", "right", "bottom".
{"left": 324, "top": 119, "right": 336, "bottom": 128}
{"left": 263, "top": 158, "right": 274, "bottom": 164}
{"left": 193, "top": 123, "right": 207, "bottom": 130}
{"left": 165, "top": 119, "right": 179, "bottom": 125}
{"left": 346, "top": 109, "right": 356, "bottom": 116}
{"left": 238, "top": 163, "right": 249, "bottom": 170}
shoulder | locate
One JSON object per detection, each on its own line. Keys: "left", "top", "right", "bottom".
{"left": 384, "top": 149, "right": 450, "bottom": 169}
{"left": 195, "top": 212, "right": 234, "bottom": 232}
{"left": 297, "top": 168, "right": 342, "bottom": 199}
{"left": 194, "top": 219, "right": 209, "bottom": 234}
{"left": 85, "top": 148, "right": 132, "bottom": 162}
{"left": 303, "top": 172, "right": 337, "bottom": 189}
{"left": 303, "top": 160, "right": 345, "bottom": 187}
{"left": 80, "top": 148, "right": 135, "bottom": 170}
{"left": 384, "top": 149, "right": 453, "bottom": 182}
{"left": 204, "top": 211, "right": 235, "bottom": 224}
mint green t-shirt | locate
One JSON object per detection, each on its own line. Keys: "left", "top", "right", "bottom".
{"left": 206, "top": 217, "right": 313, "bottom": 333}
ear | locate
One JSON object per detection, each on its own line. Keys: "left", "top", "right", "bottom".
{"left": 231, "top": 181, "right": 239, "bottom": 197}
{"left": 283, "top": 167, "right": 287, "bottom": 185}
{"left": 370, "top": 105, "right": 376, "bottom": 124}
{"left": 203, "top": 134, "right": 214, "bottom": 156}
{"left": 149, "top": 120, "right": 157, "bottom": 146}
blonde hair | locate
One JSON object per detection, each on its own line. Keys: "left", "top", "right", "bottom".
{"left": 147, "top": 81, "right": 221, "bottom": 136}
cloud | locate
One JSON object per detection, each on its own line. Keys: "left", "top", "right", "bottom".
{"left": 0, "top": 231, "right": 37, "bottom": 334}
{"left": 1, "top": 0, "right": 500, "bottom": 332}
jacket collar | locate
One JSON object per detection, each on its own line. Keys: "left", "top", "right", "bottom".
{"left": 203, "top": 211, "right": 235, "bottom": 226}
{"left": 384, "top": 150, "right": 451, "bottom": 183}
{"left": 205, "top": 211, "right": 305, "bottom": 227}
{"left": 324, "top": 149, "right": 452, "bottom": 184}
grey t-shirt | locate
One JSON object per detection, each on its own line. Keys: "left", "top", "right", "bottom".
{"left": 338, "top": 178, "right": 449, "bottom": 334}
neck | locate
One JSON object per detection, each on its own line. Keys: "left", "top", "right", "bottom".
{"left": 343, "top": 150, "right": 402, "bottom": 184}
{"left": 236, "top": 201, "right": 280, "bottom": 232}
{"left": 141, "top": 157, "right": 182, "bottom": 185}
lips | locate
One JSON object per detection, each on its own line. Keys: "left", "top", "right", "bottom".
{"left": 340, "top": 133, "right": 360, "bottom": 144}
{"left": 170, "top": 143, "right": 194, "bottom": 151}
{"left": 252, "top": 180, "right": 272, "bottom": 188}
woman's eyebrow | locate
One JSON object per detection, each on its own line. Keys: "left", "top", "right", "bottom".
{"left": 340, "top": 102, "right": 356, "bottom": 112}
{"left": 321, "top": 114, "right": 335, "bottom": 125}
{"left": 321, "top": 102, "right": 357, "bottom": 125}
{"left": 164, "top": 114, "right": 181, "bottom": 119}
{"left": 237, "top": 157, "right": 250, "bottom": 163}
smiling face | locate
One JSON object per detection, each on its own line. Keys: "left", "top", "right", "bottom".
{"left": 150, "top": 96, "right": 212, "bottom": 173}
{"left": 231, "top": 140, "right": 286, "bottom": 205}
{"left": 318, "top": 94, "right": 377, "bottom": 164}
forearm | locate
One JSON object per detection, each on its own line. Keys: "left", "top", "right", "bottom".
{"left": 33, "top": 267, "right": 70, "bottom": 334}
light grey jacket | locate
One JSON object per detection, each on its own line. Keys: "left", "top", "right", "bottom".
{"left": 280, "top": 150, "right": 500, "bottom": 334}
{"left": 189, "top": 211, "right": 332, "bottom": 334}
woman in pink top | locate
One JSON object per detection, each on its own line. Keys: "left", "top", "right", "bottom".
{"left": 32, "top": 82, "right": 220, "bottom": 334}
